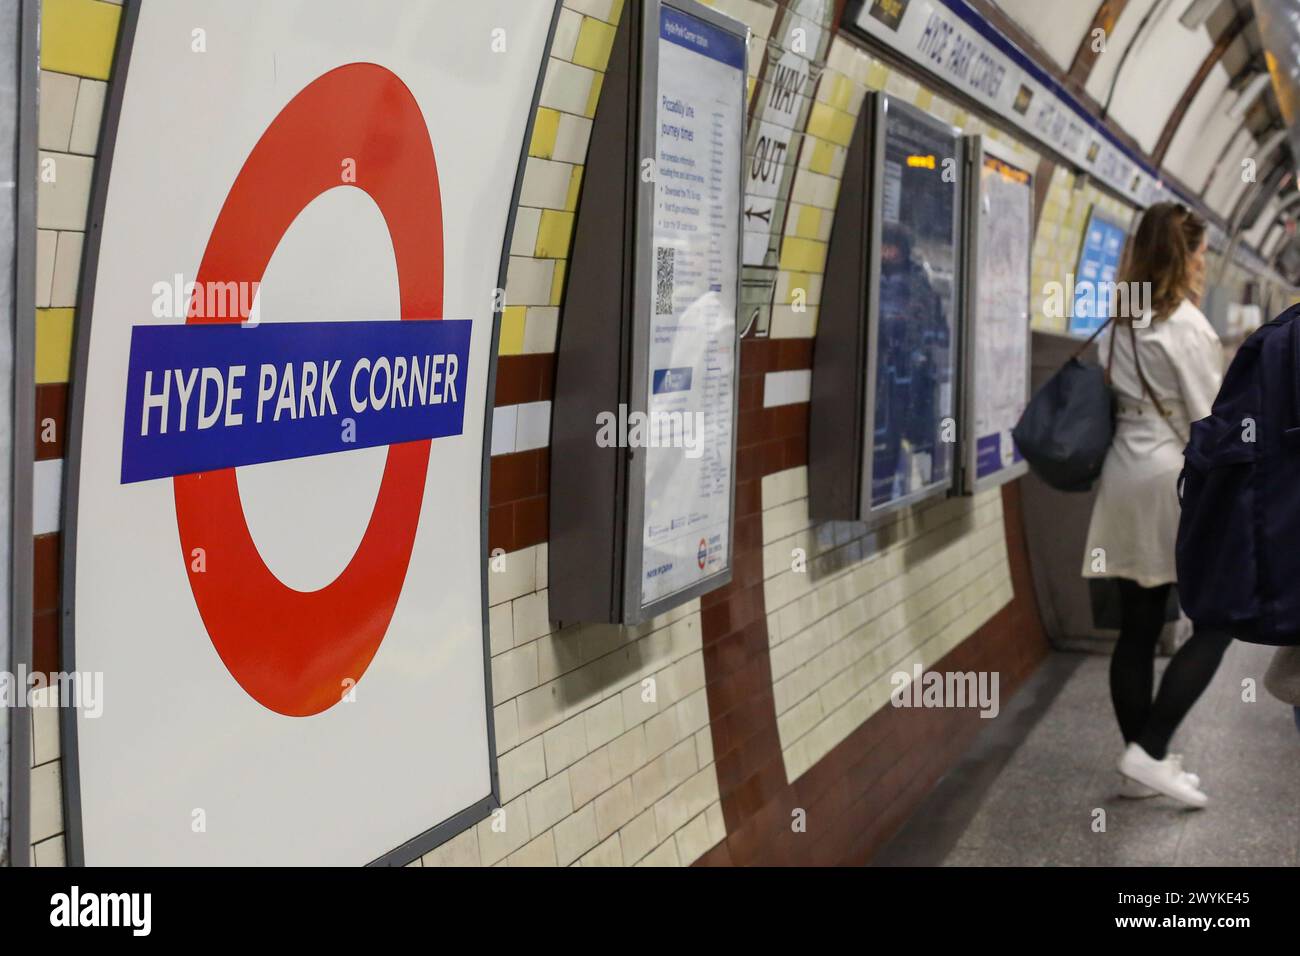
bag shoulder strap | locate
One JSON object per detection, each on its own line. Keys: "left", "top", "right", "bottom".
{"left": 1127, "top": 320, "right": 1187, "bottom": 444}
{"left": 1069, "top": 316, "right": 1112, "bottom": 364}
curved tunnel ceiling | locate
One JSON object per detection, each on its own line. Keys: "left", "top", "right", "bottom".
{"left": 989, "top": 0, "right": 1300, "bottom": 282}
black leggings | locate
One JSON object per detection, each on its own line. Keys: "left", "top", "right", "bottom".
{"left": 1111, "top": 579, "right": 1232, "bottom": 760}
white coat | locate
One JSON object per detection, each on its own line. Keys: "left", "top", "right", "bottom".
{"left": 1081, "top": 299, "right": 1224, "bottom": 588}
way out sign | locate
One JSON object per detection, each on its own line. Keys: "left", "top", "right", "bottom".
{"left": 63, "top": 0, "right": 558, "bottom": 865}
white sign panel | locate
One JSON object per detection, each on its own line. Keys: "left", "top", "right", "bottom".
{"left": 68, "top": 0, "right": 557, "bottom": 865}
{"left": 969, "top": 149, "right": 1032, "bottom": 488}
{"left": 639, "top": 4, "right": 745, "bottom": 608}
{"left": 852, "top": 0, "right": 1172, "bottom": 208}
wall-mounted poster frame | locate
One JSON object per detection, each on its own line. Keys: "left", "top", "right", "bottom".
{"left": 550, "top": 0, "right": 748, "bottom": 627}
{"left": 957, "top": 134, "right": 1033, "bottom": 496}
{"left": 626, "top": 0, "right": 747, "bottom": 624}
{"left": 1067, "top": 206, "right": 1128, "bottom": 338}
{"left": 861, "top": 93, "right": 964, "bottom": 518}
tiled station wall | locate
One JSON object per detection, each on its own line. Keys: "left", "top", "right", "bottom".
{"left": 26, "top": 0, "right": 1175, "bottom": 866}
{"left": 26, "top": 0, "right": 123, "bottom": 867}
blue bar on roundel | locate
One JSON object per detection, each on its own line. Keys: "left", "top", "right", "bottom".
{"left": 119, "top": 319, "right": 472, "bottom": 484}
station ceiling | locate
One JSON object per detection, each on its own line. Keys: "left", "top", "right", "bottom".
{"left": 988, "top": 0, "right": 1300, "bottom": 280}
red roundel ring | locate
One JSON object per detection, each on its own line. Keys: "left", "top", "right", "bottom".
{"left": 173, "top": 63, "right": 444, "bottom": 717}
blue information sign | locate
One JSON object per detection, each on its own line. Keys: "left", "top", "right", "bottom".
{"left": 1068, "top": 209, "right": 1127, "bottom": 337}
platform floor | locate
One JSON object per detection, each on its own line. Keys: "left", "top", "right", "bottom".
{"left": 872, "top": 643, "right": 1300, "bottom": 866}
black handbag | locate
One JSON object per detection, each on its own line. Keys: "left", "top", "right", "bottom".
{"left": 1012, "top": 319, "right": 1116, "bottom": 492}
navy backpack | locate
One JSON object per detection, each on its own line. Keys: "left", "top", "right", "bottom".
{"left": 1176, "top": 303, "right": 1300, "bottom": 646}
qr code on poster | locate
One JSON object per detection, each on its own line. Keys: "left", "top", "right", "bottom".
{"left": 655, "top": 246, "right": 675, "bottom": 315}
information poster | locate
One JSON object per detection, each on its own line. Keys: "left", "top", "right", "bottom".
{"left": 971, "top": 151, "right": 1031, "bottom": 485}
{"left": 1069, "top": 209, "right": 1127, "bottom": 337}
{"left": 638, "top": 5, "right": 744, "bottom": 609}
{"left": 869, "top": 101, "right": 959, "bottom": 511}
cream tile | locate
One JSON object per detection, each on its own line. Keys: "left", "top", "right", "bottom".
{"left": 499, "top": 737, "right": 547, "bottom": 803}
{"left": 551, "top": 7, "right": 584, "bottom": 61}
{"left": 552, "top": 802, "right": 598, "bottom": 865}
{"left": 539, "top": 59, "right": 596, "bottom": 116}
{"left": 542, "top": 712, "right": 588, "bottom": 772}
{"left": 30, "top": 760, "right": 63, "bottom": 843}
{"left": 68, "top": 79, "right": 107, "bottom": 155}
{"left": 38, "top": 71, "right": 79, "bottom": 152}
{"left": 420, "top": 826, "right": 481, "bottom": 867}
{"left": 35, "top": 229, "right": 57, "bottom": 309}
{"left": 33, "top": 835, "right": 66, "bottom": 867}
{"left": 37, "top": 151, "right": 94, "bottom": 231}
{"left": 525, "top": 772, "right": 573, "bottom": 834}
{"left": 476, "top": 798, "right": 531, "bottom": 865}
{"left": 510, "top": 206, "right": 542, "bottom": 257}
{"left": 491, "top": 642, "right": 539, "bottom": 702}
{"left": 507, "top": 830, "right": 557, "bottom": 866}
{"left": 519, "top": 157, "right": 574, "bottom": 210}
{"left": 594, "top": 778, "right": 635, "bottom": 839}
{"left": 49, "top": 231, "right": 84, "bottom": 308}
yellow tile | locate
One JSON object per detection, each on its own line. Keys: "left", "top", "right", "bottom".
{"left": 565, "top": 165, "right": 584, "bottom": 212}
{"left": 782, "top": 272, "right": 811, "bottom": 304}
{"left": 584, "top": 72, "right": 605, "bottom": 118}
{"left": 535, "top": 209, "right": 575, "bottom": 259}
{"left": 530, "top": 108, "right": 561, "bottom": 160}
{"left": 865, "top": 60, "right": 890, "bottom": 91}
{"left": 550, "top": 261, "right": 568, "bottom": 307}
{"left": 41, "top": 0, "right": 121, "bottom": 81}
{"left": 795, "top": 205, "right": 822, "bottom": 240}
{"left": 36, "top": 308, "right": 75, "bottom": 384}
{"left": 828, "top": 75, "right": 854, "bottom": 112}
{"left": 808, "top": 139, "right": 837, "bottom": 176}
{"left": 806, "top": 103, "right": 854, "bottom": 147}
{"left": 778, "top": 237, "right": 826, "bottom": 274}
{"left": 573, "top": 17, "right": 617, "bottom": 72}
{"left": 914, "top": 88, "right": 933, "bottom": 112}
{"left": 498, "top": 306, "right": 526, "bottom": 356}
{"left": 609, "top": 0, "right": 627, "bottom": 26}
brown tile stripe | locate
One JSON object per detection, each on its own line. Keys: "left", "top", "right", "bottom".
{"left": 494, "top": 353, "right": 555, "bottom": 408}
{"left": 36, "top": 383, "right": 68, "bottom": 461}
{"left": 489, "top": 447, "right": 549, "bottom": 555}
{"left": 33, "top": 533, "right": 62, "bottom": 675}
{"left": 695, "top": 334, "right": 1050, "bottom": 865}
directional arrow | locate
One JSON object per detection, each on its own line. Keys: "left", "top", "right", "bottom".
{"left": 745, "top": 206, "right": 772, "bottom": 224}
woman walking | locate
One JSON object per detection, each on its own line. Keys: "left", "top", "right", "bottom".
{"left": 1081, "top": 202, "right": 1230, "bottom": 808}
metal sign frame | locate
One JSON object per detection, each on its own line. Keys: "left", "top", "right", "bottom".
{"left": 3, "top": 0, "right": 39, "bottom": 868}
{"left": 860, "top": 92, "right": 965, "bottom": 519}
{"left": 957, "top": 134, "right": 1033, "bottom": 496}
{"left": 621, "top": 0, "right": 749, "bottom": 626}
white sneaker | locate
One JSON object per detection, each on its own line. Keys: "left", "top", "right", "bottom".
{"left": 1118, "top": 775, "right": 1158, "bottom": 799}
{"left": 1118, "top": 743, "right": 1208, "bottom": 808}
{"left": 1165, "top": 753, "right": 1200, "bottom": 790}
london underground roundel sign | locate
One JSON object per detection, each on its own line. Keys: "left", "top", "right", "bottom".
{"left": 173, "top": 63, "right": 444, "bottom": 719}
{"left": 65, "top": 0, "right": 560, "bottom": 867}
